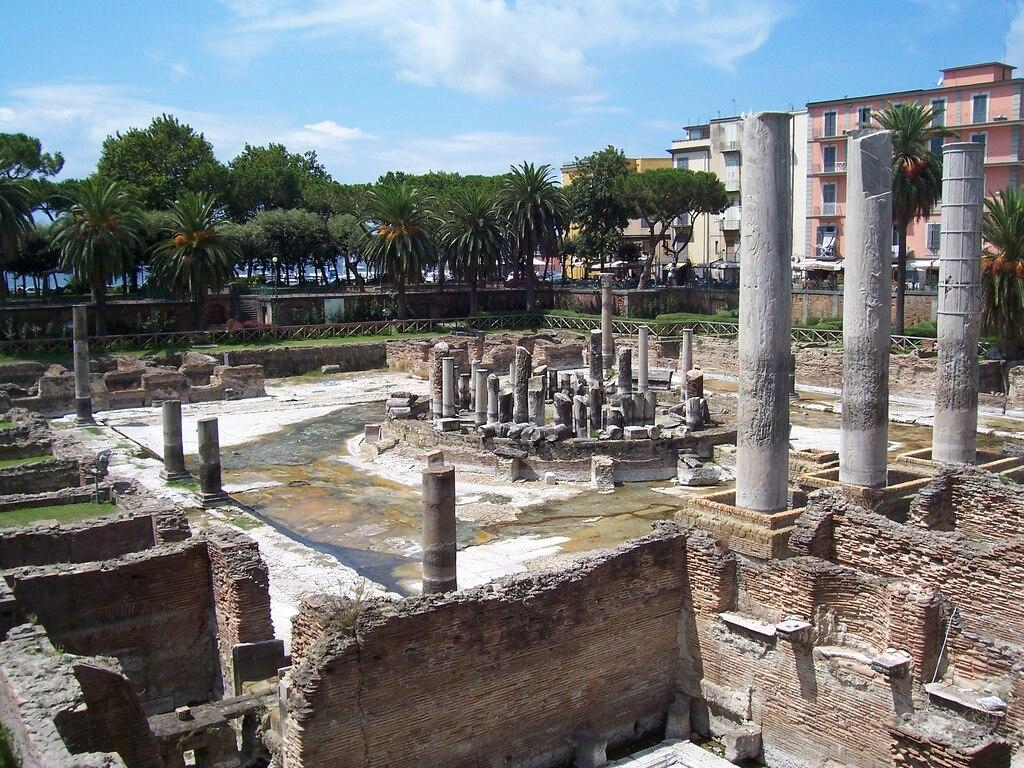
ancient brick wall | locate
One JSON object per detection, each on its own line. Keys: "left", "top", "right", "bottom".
{"left": 223, "top": 342, "right": 386, "bottom": 378}
{"left": 891, "top": 720, "right": 1012, "bottom": 768}
{"left": 206, "top": 526, "right": 276, "bottom": 694}
{"left": 0, "top": 459, "right": 81, "bottom": 495}
{"left": 284, "top": 524, "right": 690, "bottom": 768}
{"left": 0, "top": 513, "right": 157, "bottom": 569}
{"left": 3, "top": 539, "right": 221, "bottom": 713}
{"left": 908, "top": 466, "right": 1024, "bottom": 541}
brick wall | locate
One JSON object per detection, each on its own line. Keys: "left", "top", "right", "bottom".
{"left": 0, "top": 513, "right": 159, "bottom": 569}
{"left": 284, "top": 524, "right": 690, "bottom": 768}
{"left": 223, "top": 341, "right": 386, "bottom": 378}
{"left": 0, "top": 459, "right": 81, "bottom": 496}
{"left": 3, "top": 539, "right": 220, "bottom": 713}
{"left": 908, "top": 465, "right": 1024, "bottom": 541}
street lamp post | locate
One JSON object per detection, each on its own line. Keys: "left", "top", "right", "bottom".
{"left": 271, "top": 256, "right": 279, "bottom": 326}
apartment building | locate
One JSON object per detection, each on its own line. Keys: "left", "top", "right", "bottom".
{"left": 805, "top": 62, "right": 1023, "bottom": 285}
{"left": 668, "top": 111, "right": 809, "bottom": 274}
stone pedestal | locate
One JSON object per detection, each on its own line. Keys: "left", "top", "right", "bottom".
{"left": 637, "top": 325, "right": 650, "bottom": 393}
{"left": 735, "top": 111, "right": 793, "bottom": 514}
{"left": 421, "top": 464, "right": 457, "bottom": 594}
{"left": 161, "top": 399, "right": 190, "bottom": 481}
{"left": 933, "top": 142, "right": 985, "bottom": 464}
{"left": 685, "top": 369, "right": 704, "bottom": 399}
{"left": 197, "top": 417, "right": 229, "bottom": 507}
{"left": 840, "top": 129, "right": 893, "bottom": 488}
{"left": 600, "top": 273, "right": 614, "bottom": 371}
{"left": 554, "top": 393, "right": 573, "bottom": 426}
{"left": 72, "top": 305, "right": 94, "bottom": 425}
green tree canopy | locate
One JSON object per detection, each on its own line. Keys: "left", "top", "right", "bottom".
{"left": 564, "top": 146, "right": 632, "bottom": 271}
{"left": 440, "top": 186, "right": 507, "bottom": 313}
{"left": 981, "top": 187, "right": 1024, "bottom": 350}
{"left": 97, "top": 114, "right": 227, "bottom": 210}
{"left": 618, "top": 167, "right": 728, "bottom": 288}
{"left": 250, "top": 208, "right": 334, "bottom": 284}
{"left": 0, "top": 133, "right": 64, "bottom": 180}
{"left": 227, "top": 143, "right": 329, "bottom": 220}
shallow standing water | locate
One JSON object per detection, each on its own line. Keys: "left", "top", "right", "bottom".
{"left": 217, "top": 381, "right": 1009, "bottom": 594}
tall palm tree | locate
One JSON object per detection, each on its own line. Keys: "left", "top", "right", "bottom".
{"left": 362, "top": 182, "right": 435, "bottom": 319}
{"left": 151, "top": 192, "right": 238, "bottom": 331}
{"left": 980, "top": 187, "right": 1024, "bottom": 355}
{"left": 876, "top": 103, "right": 956, "bottom": 334}
{"left": 52, "top": 178, "right": 143, "bottom": 335}
{"left": 499, "top": 163, "right": 567, "bottom": 310}
{"left": 0, "top": 178, "right": 35, "bottom": 300}
{"left": 440, "top": 187, "right": 507, "bottom": 315}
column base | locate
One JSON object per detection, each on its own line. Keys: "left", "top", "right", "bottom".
{"left": 161, "top": 469, "right": 193, "bottom": 483}
{"left": 74, "top": 397, "right": 95, "bottom": 425}
{"left": 199, "top": 490, "right": 231, "bottom": 508}
{"left": 421, "top": 576, "right": 457, "bottom": 595}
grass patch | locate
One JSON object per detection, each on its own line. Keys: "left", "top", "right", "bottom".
{"left": 166, "top": 478, "right": 198, "bottom": 491}
{"left": 0, "top": 454, "right": 51, "bottom": 469}
{"left": 655, "top": 309, "right": 739, "bottom": 324}
{"left": 225, "top": 512, "right": 264, "bottom": 531}
{"left": 0, "top": 421, "right": 13, "bottom": 431}
{"left": 0, "top": 500, "right": 114, "bottom": 527}
{"left": 83, "top": 426, "right": 104, "bottom": 435}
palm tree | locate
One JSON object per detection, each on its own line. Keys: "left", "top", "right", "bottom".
{"left": 499, "top": 163, "right": 567, "bottom": 310}
{"left": 51, "top": 178, "right": 143, "bottom": 335}
{"left": 0, "top": 178, "right": 35, "bottom": 300}
{"left": 362, "top": 182, "right": 435, "bottom": 319}
{"left": 876, "top": 103, "right": 956, "bottom": 334}
{"left": 151, "top": 192, "right": 238, "bottom": 331}
{"left": 980, "top": 187, "right": 1024, "bottom": 355}
{"left": 440, "top": 187, "right": 506, "bottom": 315}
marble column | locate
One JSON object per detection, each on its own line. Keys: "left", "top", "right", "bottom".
{"left": 637, "top": 326, "right": 650, "bottom": 393}
{"left": 441, "top": 357, "right": 456, "bottom": 418}
{"left": 554, "top": 392, "right": 573, "bottom": 426}
{"left": 487, "top": 374, "right": 500, "bottom": 423}
{"left": 197, "top": 417, "right": 228, "bottom": 507}
{"left": 678, "top": 329, "right": 693, "bottom": 402}
{"left": 588, "top": 386, "right": 604, "bottom": 432}
{"left": 933, "top": 142, "right": 986, "bottom": 464}
{"left": 72, "top": 305, "right": 94, "bottom": 425}
{"left": 588, "top": 329, "right": 603, "bottom": 383}
{"left": 600, "top": 273, "right": 614, "bottom": 371}
{"left": 528, "top": 377, "right": 546, "bottom": 426}
{"left": 616, "top": 347, "right": 632, "bottom": 395}
{"left": 161, "top": 400, "right": 190, "bottom": 481}
{"left": 430, "top": 342, "right": 448, "bottom": 419}
{"left": 840, "top": 129, "right": 893, "bottom": 488}
{"left": 474, "top": 368, "right": 489, "bottom": 427}
{"left": 421, "top": 464, "right": 457, "bottom": 594}
{"left": 735, "top": 112, "right": 793, "bottom": 514}
{"left": 512, "top": 346, "right": 532, "bottom": 423}
{"left": 573, "top": 396, "right": 589, "bottom": 438}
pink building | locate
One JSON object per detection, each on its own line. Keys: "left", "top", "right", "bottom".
{"left": 805, "top": 62, "right": 1022, "bottom": 286}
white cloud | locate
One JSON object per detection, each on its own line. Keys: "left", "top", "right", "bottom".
{"left": 373, "top": 130, "right": 560, "bottom": 175}
{"left": 213, "top": 0, "right": 790, "bottom": 96}
{"left": 0, "top": 82, "right": 373, "bottom": 178}
{"left": 1007, "top": 1, "right": 1024, "bottom": 70}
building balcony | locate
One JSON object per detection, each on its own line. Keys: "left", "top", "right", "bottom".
{"left": 814, "top": 161, "right": 847, "bottom": 175}
{"left": 720, "top": 139, "right": 740, "bottom": 152}
{"left": 813, "top": 204, "right": 845, "bottom": 217}
{"left": 719, "top": 217, "right": 741, "bottom": 231}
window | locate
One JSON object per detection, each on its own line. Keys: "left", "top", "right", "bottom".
{"left": 930, "top": 136, "right": 945, "bottom": 157}
{"left": 816, "top": 225, "right": 837, "bottom": 257}
{"left": 822, "top": 183, "right": 837, "bottom": 215}
{"left": 927, "top": 223, "right": 941, "bottom": 253}
{"left": 823, "top": 145, "right": 837, "bottom": 172}
{"left": 675, "top": 156, "right": 689, "bottom": 170}
{"left": 724, "top": 122, "right": 738, "bottom": 143}
{"left": 971, "top": 132, "right": 987, "bottom": 157}
{"left": 972, "top": 94, "right": 989, "bottom": 124}
{"left": 823, "top": 111, "right": 837, "bottom": 137}
{"left": 858, "top": 106, "right": 872, "bottom": 127}
{"left": 931, "top": 98, "right": 946, "bottom": 126}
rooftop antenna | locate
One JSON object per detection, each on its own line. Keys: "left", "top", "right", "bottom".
{"left": 1005, "top": 0, "right": 1010, "bottom": 64}
{"left": 731, "top": 98, "right": 737, "bottom": 115}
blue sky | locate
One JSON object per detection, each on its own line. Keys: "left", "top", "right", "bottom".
{"left": 0, "top": 0, "right": 1018, "bottom": 183}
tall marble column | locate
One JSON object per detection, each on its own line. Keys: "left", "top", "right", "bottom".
{"left": 933, "top": 142, "right": 985, "bottom": 464}
{"left": 588, "top": 329, "right": 603, "bottom": 383}
{"left": 72, "top": 305, "right": 94, "bottom": 425}
{"left": 512, "top": 346, "right": 532, "bottom": 423}
{"left": 678, "top": 329, "right": 693, "bottom": 402}
{"left": 735, "top": 112, "right": 793, "bottom": 514}
{"left": 487, "top": 373, "right": 500, "bottom": 423}
{"left": 840, "top": 129, "right": 893, "bottom": 488}
{"left": 197, "top": 417, "right": 228, "bottom": 507}
{"left": 600, "top": 274, "right": 614, "bottom": 371}
{"left": 474, "top": 368, "right": 489, "bottom": 427}
{"left": 161, "top": 400, "right": 190, "bottom": 481}
{"left": 441, "top": 357, "right": 456, "bottom": 418}
{"left": 421, "top": 464, "right": 457, "bottom": 594}
{"left": 637, "top": 325, "right": 650, "bottom": 393}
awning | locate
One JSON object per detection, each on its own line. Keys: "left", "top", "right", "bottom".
{"left": 908, "top": 258, "right": 940, "bottom": 271}
{"left": 799, "top": 259, "right": 844, "bottom": 272}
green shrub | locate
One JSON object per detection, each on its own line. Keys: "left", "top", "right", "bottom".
{"left": 903, "top": 319, "right": 937, "bottom": 338}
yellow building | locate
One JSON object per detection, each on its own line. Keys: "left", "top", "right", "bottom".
{"left": 560, "top": 156, "right": 674, "bottom": 279}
